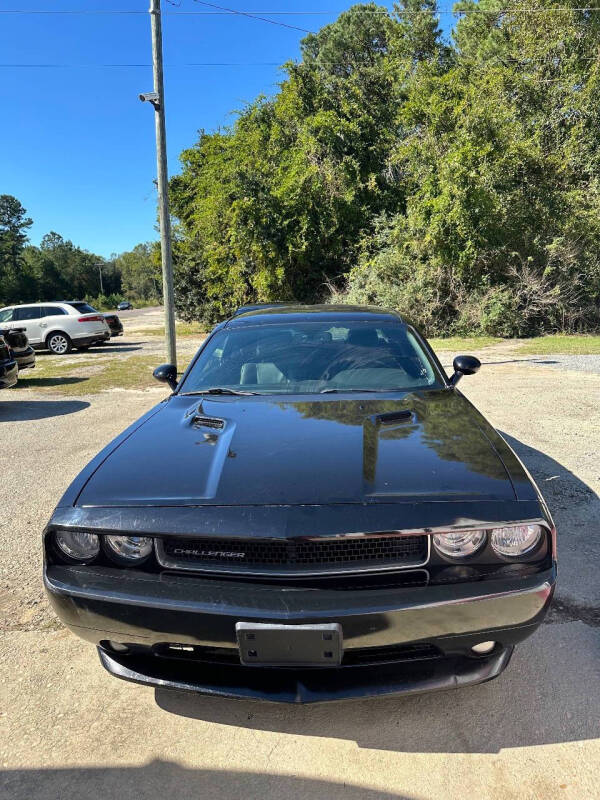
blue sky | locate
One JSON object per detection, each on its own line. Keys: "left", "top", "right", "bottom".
{"left": 1, "top": 2, "right": 453, "bottom": 257}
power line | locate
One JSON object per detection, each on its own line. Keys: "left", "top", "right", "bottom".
{"left": 0, "top": 62, "right": 283, "bottom": 67}
{"left": 4, "top": 6, "right": 600, "bottom": 14}
{"left": 1, "top": 54, "right": 596, "bottom": 68}
{"left": 190, "top": 1, "right": 314, "bottom": 32}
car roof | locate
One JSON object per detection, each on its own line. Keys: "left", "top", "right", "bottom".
{"left": 225, "top": 303, "right": 405, "bottom": 328}
{"left": 232, "top": 302, "right": 294, "bottom": 316}
{"left": 0, "top": 300, "right": 82, "bottom": 308}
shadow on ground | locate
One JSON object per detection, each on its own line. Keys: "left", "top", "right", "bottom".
{"left": 11, "top": 376, "right": 88, "bottom": 390}
{"left": 501, "top": 432, "right": 600, "bottom": 611}
{"left": 34, "top": 343, "right": 146, "bottom": 356}
{"left": 440, "top": 358, "right": 560, "bottom": 368}
{"left": 0, "top": 764, "right": 414, "bottom": 800}
{"left": 156, "top": 621, "right": 599, "bottom": 753}
{"left": 89, "top": 343, "right": 146, "bottom": 353}
{"left": 156, "top": 435, "right": 599, "bottom": 753}
{"left": 481, "top": 358, "right": 560, "bottom": 365}
{"left": 0, "top": 399, "right": 90, "bottom": 420}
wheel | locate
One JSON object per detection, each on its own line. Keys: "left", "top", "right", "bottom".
{"left": 46, "top": 332, "right": 72, "bottom": 355}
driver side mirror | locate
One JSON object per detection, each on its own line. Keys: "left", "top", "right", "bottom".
{"left": 450, "top": 355, "right": 481, "bottom": 386}
{"left": 153, "top": 363, "right": 178, "bottom": 391}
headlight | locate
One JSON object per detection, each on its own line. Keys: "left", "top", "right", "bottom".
{"left": 54, "top": 529, "right": 100, "bottom": 563}
{"left": 490, "top": 524, "right": 542, "bottom": 557}
{"left": 433, "top": 529, "right": 486, "bottom": 559}
{"left": 104, "top": 535, "right": 153, "bottom": 564}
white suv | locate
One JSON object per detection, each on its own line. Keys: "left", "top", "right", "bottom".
{"left": 0, "top": 301, "right": 110, "bottom": 354}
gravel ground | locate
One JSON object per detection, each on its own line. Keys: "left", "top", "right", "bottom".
{"left": 0, "top": 323, "right": 599, "bottom": 799}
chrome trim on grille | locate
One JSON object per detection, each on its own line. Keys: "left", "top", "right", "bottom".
{"left": 154, "top": 533, "right": 432, "bottom": 577}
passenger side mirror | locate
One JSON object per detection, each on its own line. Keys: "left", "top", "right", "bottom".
{"left": 153, "top": 363, "right": 178, "bottom": 391}
{"left": 450, "top": 355, "right": 481, "bottom": 386}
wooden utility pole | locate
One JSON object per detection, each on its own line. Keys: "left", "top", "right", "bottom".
{"left": 96, "top": 262, "right": 104, "bottom": 295}
{"left": 142, "top": 0, "right": 177, "bottom": 367}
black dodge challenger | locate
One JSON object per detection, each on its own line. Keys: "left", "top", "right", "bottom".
{"left": 44, "top": 305, "right": 556, "bottom": 703}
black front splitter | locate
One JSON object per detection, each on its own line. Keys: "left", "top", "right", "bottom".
{"left": 99, "top": 645, "right": 513, "bottom": 704}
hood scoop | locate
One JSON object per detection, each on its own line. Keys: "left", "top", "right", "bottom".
{"left": 184, "top": 400, "right": 225, "bottom": 430}
{"left": 363, "top": 408, "right": 417, "bottom": 485}
{"left": 373, "top": 409, "right": 413, "bottom": 426}
{"left": 192, "top": 415, "right": 225, "bottom": 430}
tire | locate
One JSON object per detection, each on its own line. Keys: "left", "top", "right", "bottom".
{"left": 46, "top": 332, "right": 72, "bottom": 355}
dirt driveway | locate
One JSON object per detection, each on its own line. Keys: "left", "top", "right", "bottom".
{"left": 0, "top": 329, "right": 598, "bottom": 800}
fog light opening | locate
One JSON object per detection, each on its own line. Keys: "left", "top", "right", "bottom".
{"left": 471, "top": 641, "right": 496, "bottom": 655}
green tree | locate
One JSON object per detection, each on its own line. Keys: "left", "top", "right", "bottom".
{"left": 170, "top": 3, "right": 403, "bottom": 323}
{"left": 164, "top": 1, "right": 600, "bottom": 334}
{"left": 0, "top": 195, "right": 33, "bottom": 304}
{"left": 21, "top": 233, "right": 120, "bottom": 303}
{"left": 336, "top": 0, "right": 600, "bottom": 334}
{"left": 115, "top": 242, "right": 161, "bottom": 301}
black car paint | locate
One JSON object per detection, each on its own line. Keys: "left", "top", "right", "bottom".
{"left": 0, "top": 334, "right": 18, "bottom": 389}
{"left": 0, "top": 326, "right": 36, "bottom": 371}
{"left": 103, "top": 313, "right": 123, "bottom": 336}
{"left": 43, "top": 305, "right": 557, "bottom": 701}
{"left": 72, "top": 392, "right": 533, "bottom": 508}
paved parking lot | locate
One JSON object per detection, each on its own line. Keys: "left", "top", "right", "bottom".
{"left": 0, "top": 326, "right": 598, "bottom": 800}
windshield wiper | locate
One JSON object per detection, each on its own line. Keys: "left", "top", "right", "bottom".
{"left": 319, "top": 388, "right": 381, "bottom": 394}
{"left": 181, "top": 387, "right": 261, "bottom": 396}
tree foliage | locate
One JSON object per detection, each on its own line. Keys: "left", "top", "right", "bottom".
{"left": 116, "top": 242, "right": 162, "bottom": 302}
{"left": 0, "top": 194, "right": 33, "bottom": 301}
{"left": 171, "top": 0, "right": 600, "bottom": 335}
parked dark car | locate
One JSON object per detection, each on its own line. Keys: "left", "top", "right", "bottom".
{"left": 117, "top": 301, "right": 133, "bottom": 311}
{"left": 103, "top": 313, "right": 123, "bottom": 337}
{"left": 44, "top": 305, "right": 556, "bottom": 703}
{"left": 0, "top": 326, "right": 35, "bottom": 371}
{"left": 0, "top": 334, "right": 18, "bottom": 389}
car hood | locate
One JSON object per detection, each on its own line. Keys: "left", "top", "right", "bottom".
{"left": 75, "top": 390, "right": 518, "bottom": 507}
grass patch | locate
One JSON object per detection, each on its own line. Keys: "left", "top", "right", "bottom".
{"left": 134, "top": 322, "right": 206, "bottom": 338}
{"left": 15, "top": 354, "right": 165, "bottom": 395}
{"left": 516, "top": 335, "right": 600, "bottom": 355}
{"left": 428, "top": 336, "right": 502, "bottom": 352}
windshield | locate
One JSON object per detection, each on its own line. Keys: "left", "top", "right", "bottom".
{"left": 180, "top": 320, "right": 441, "bottom": 395}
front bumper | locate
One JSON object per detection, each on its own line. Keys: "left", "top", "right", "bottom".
{"left": 99, "top": 643, "right": 514, "bottom": 703}
{"left": 15, "top": 346, "right": 35, "bottom": 370}
{"left": 45, "top": 562, "right": 555, "bottom": 702}
{"left": 0, "top": 358, "right": 18, "bottom": 388}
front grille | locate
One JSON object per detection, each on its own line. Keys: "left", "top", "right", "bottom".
{"left": 342, "top": 643, "right": 441, "bottom": 666}
{"left": 152, "top": 641, "right": 442, "bottom": 668}
{"left": 157, "top": 533, "right": 429, "bottom": 575}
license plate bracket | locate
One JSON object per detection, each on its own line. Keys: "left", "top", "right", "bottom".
{"left": 236, "top": 622, "right": 343, "bottom": 667}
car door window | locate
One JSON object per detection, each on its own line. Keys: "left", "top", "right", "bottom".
{"left": 0, "top": 309, "right": 14, "bottom": 323}
{"left": 41, "top": 306, "right": 67, "bottom": 317}
{"left": 68, "top": 302, "right": 97, "bottom": 314}
{"left": 13, "top": 307, "right": 41, "bottom": 321}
